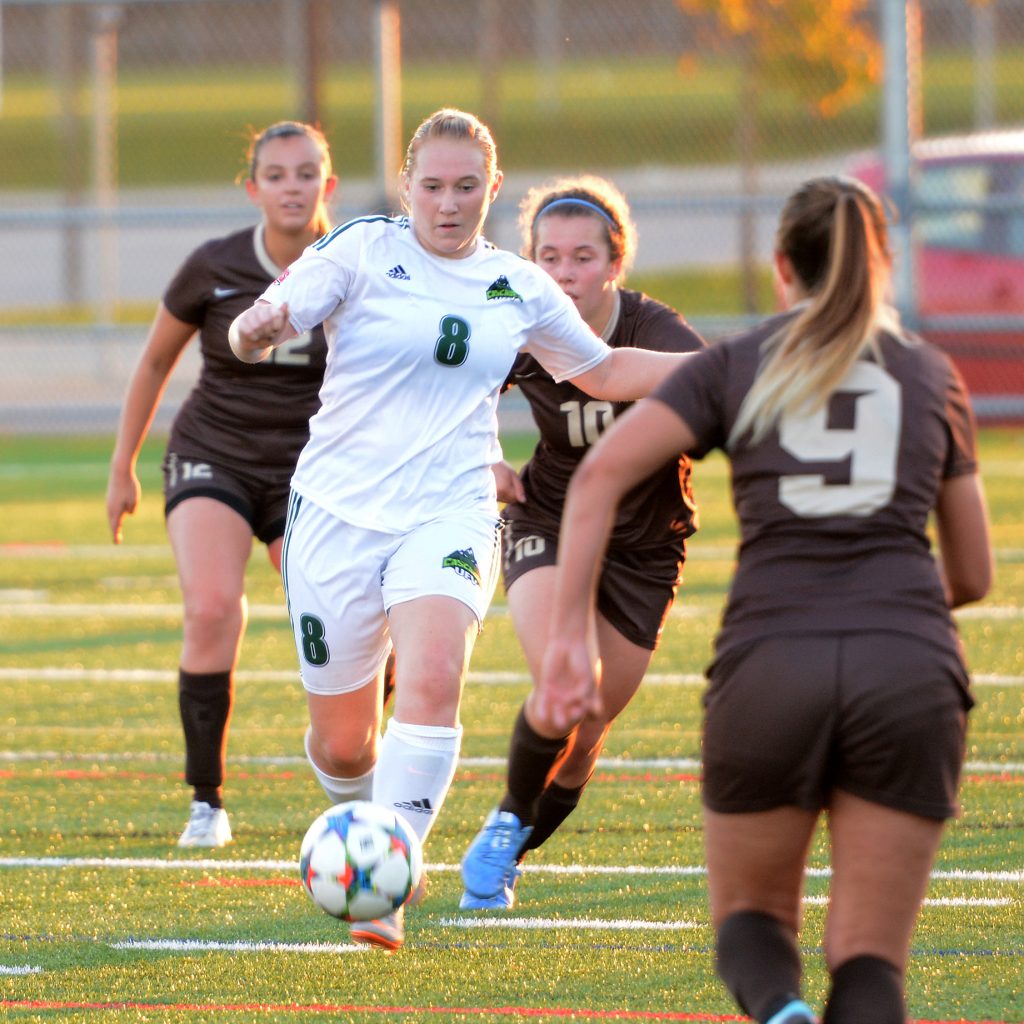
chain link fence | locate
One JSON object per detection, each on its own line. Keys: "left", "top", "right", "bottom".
{"left": 1, "top": 0, "right": 1023, "bottom": 431}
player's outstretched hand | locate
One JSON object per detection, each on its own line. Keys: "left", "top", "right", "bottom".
{"left": 533, "top": 636, "right": 602, "bottom": 736}
{"left": 491, "top": 460, "right": 526, "bottom": 504}
{"left": 106, "top": 468, "right": 140, "bottom": 545}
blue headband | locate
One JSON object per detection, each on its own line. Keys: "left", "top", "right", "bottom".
{"left": 535, "top": 197, "right": 617, "bottom": 230}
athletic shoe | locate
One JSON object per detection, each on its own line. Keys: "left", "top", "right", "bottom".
{"left": 764, "top": 999, "right": 818, "bottom": 1024}
{"left": 461, "top": 808, "right": 533, "bottom": 899}
{"left": 459, "top": 865, "right": 522, "bottom": 910}
{"left": 350, "top": 906, "right": 404, "bottom": 951}
{"left": 177, "top": 800, "right": 232, "bottom": 848}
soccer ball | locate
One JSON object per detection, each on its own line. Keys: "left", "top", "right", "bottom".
{"left": 298, "top": 800, "right": 423, "bottom": 922}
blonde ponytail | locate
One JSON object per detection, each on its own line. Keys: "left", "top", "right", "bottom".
{"left": 730, "top": 177, "right": 899, "bottom": 447}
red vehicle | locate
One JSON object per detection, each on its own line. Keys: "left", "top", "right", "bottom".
{"left": 850, "top": 130, "right": 1024, "bottom": 421}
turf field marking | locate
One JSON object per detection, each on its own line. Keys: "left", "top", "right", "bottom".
{"left": 0, "top": 602, "right": 291, "bottom": 619}
{"left": 110, "top": 938, "right": 363, "bottom": 954}
{"left": 3, "top": 749, "right": 1022, "bottom": 776}
{"left": 0, "top": 1000, "right": 748, "bottom": 1021}
{"left": 803, "top": 895, "right": 1012, "bottom": 907}
{"left": 440, "top": 917, "right": 698, "bottom": 930}
{"left": 0, "top": 965, "right": 43, "bottom": 975}
{"left": 180, "top": 880, "right": 1013, "bottom": 908}
{"left": 0, "top": 1001, "right": 1017, "bottom": 1024}
{"left": 3, "top": 599, "right": 1023, "bottom": 622}
{"left": 0, "top": 543, "right": 172, "bottom": 558}
{"left": 1, "top": 857, "right": 1021, "bottom": 884}
{"left": 1, "top": 666, "right": 1021, "bottom": 687}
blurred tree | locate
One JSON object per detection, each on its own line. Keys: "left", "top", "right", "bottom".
{"left": 676, "top": 0, "right": 880, "bottom": 312}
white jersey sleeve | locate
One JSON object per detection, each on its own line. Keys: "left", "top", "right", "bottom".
{"left": 521, "top": 271, "right": 611, "bottom": 382}
{"left": 258, "top": 218, "right": 375, "bottom": 333}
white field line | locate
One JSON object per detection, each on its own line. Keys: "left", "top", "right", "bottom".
{"left": 51, "top": 898, "right": 1019, "bottom": 957}
{"left": 2, "top": 600, "right": 1022, "bottom": 622}
{"left": 3, "top": 457, "right": 1022, "bottom": 482}
{"left": 0, "top": 965, "right": 43, "bottom": 975}
{"left": 1, "top": 857, "right": 1021, "bottom": 884}
{"left": 802, "top": 895, "right": 1012, "bottom": 907}
{"left": 110, "top": 939, "right": 364, "bottom": 954}
{"left": 3, "top": 534, "right": 1023, "bottom": 561}
{"left": 438, "top": 917, "right": 698, "bottom": 930}
{"left": 2, "top": 749, "right": 1021, "bottom": 775}
{"left": 0, "top": 666, "right": 1021, "bottom": 688}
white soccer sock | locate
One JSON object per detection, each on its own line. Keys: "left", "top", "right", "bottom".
{"left": 304, "top": 726, "right": 374, "bottom": 805}
{"left": 373, "top": 718, "right": 463, "bottom": 844}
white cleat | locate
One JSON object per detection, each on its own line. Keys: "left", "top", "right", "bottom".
{"left": 177, "top": 800, "right": 233, "bottom": 848}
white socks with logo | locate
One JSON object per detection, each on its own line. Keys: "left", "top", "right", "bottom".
{"left": 372, "top": 718, "right": 463, "bottom": 844}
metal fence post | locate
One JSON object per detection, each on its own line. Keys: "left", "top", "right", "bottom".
{"left": 374, "top": 0, "right": 401, "bottom": 214}
{"left": 881, "top": 0, "right": 921, "bottom": 330}
{"left": 91, "top": 2, "right": 121, "bottom": 326}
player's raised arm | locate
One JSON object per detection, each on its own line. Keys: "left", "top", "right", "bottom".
{"left": 228, "top": 300, "right": 296, "bottom": 363}
{"left": 533, "top": 398, "right": 694, "bottom": 734}
{"left": 569, "top": 344, "right": 693, "bottom": 401}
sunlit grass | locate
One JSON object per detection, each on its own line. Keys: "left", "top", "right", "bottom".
{"left": 0, "top": 430, "right": 1021, "bottom": 1021}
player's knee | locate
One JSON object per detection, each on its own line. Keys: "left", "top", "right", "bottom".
{"left": 823, "top": 955, "right": 903, "bottom": 1024}
{"left": 394, "top": 665, "right": 462, "bottom": 723}
{"left": 311, "top": 727, "right": 376, "bottom": 778}
{"left": 182, "top": 590, "right": 244, "bottom": 639}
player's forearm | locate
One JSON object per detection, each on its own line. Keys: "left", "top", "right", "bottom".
{"left": 110, "top": 362, "right": 172, "bottom": 473}
{"left": 576, "top": 347, "right": 691, "bottom": 402}
{"left": 551, "top": 456, "right": 620, "bottom": 634}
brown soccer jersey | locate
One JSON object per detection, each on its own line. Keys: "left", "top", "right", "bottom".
{"left": 164, "top": 225, "right": 327, "bottom": 473}
{"left": 651, "top": 311, "right": 978, "bottom": 665}
{"left": 503, "top": 289, "right": 705, "bottom": 556}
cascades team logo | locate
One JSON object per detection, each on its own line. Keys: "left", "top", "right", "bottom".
{"left": 441, "top": 548, "right": 481, "bottom": 586}
{"left": 485, "top": 276, "right": 523, "bottom": 303}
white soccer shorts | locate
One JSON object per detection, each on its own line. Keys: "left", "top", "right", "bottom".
{"left": 281, "top": 494, "right": 503, "bottom": 695}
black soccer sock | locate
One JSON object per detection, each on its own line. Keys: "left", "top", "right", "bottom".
{"left": 498, "top": 706, "right": 570, "bottom": 825}
{"left": 823, "top": 955, "right": 904, "bottom": 1024}
{"left": 178, "top": 668, "right": 233, "bottom": 808}
{"left": 518, "top": 780, "right": 586, "bottom": 858}
{"left": 716, "top": 910, "right": 803, "bottom": 1022}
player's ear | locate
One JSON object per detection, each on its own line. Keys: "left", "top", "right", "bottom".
{"left": 489, "top": 169, "right": 504, "bottom": 203}
{"left": 323, "top": 175, "right": 339, "bottom": 202}
{"left": 245, "top": 178, "right": 260, "bottom": 204}
{"left": 773, "top": 250, "right": 796, "bottom": 287}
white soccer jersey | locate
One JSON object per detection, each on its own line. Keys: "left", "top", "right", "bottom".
{"left": 260, "top": 215, "right": 611, "bottom": 533}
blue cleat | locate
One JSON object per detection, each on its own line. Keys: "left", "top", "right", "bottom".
{"left": 461, "top": 808, "right": 533, "bottom": 899}
{"left": 764, "top": 999, "right": 817, "bottom": 1024}
{"left": 459, "top": 865, "right": 522, "bottom": 910}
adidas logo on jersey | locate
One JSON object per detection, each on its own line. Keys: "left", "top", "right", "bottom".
{"left": 395, "top": 797, "right": 433, "bottom": 815}
{"left": 386, "top": 264, "right": 411, "bottom": 280}
{"left": 441, "top": 548, "right": 481, "bottom": 586}
{"left": 485, "top": 275, "right": 523, "bottom": 302}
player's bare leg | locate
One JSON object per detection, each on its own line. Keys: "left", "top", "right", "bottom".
{"left": 167, "top": 498, "right": 253, "bottom": 847}
{"left": 347, "top": 596, "right": 474, "bottom": 948}
{"left": 704, "top": 806, "right": 819, "bottom": 1023}
{"left": 822, "top": 789, "right": 944, "bottom": 1022}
